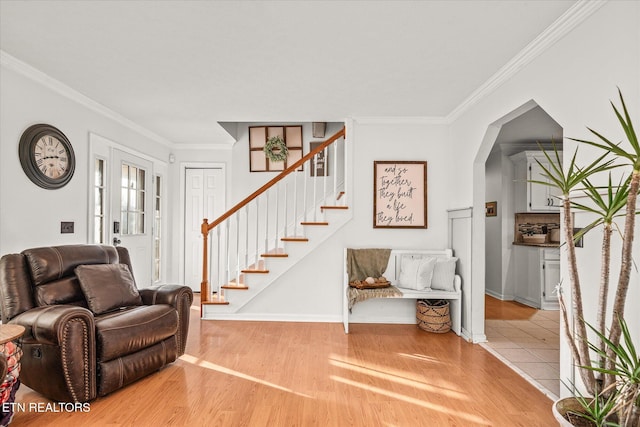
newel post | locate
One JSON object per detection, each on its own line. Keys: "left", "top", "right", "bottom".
{"left": 201, "top": 219, "right": 210, "bottom": 308}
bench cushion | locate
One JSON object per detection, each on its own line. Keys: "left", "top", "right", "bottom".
{"left": 398, "top": 256, "right": 436, "bottom": 290}
{"left": 431, "top": 258, "right": 458, "bottom": 291}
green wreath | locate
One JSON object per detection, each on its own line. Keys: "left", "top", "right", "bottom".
{"left": 264, "top": 136, "right": 289, "bottom": 162}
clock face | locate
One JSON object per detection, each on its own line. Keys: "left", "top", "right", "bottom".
{"left": 19, "top": 124, "right": 76, "bottom": 189}
{"left": 34, "top": 135, "right": 71, "bottom": 180}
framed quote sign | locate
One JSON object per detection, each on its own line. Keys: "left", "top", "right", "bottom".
{"left": 373, "top": 161, "right": 427, "bottom": 228}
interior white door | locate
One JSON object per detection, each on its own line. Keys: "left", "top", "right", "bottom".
{"left": 111, "top": 149, "right": 154, "bottom": 288}
{"left": 184, "top": 168, "right": 225, "bottom": 291}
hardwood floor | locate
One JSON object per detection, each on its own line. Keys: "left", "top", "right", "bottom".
{"left": 11, "top": 297, "right": 556, "bottom": 426}
{"left": 485, "top": 294, "right": 537, "bottom": 320}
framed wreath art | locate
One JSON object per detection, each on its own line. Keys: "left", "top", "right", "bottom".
{"left": 248, "top": 125, "right": 303, "bottom": 172}
{"left": 264, "top": 135, "right": 288, "bottom": 162}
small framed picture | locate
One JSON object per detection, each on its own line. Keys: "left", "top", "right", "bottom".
{"left": 486, "top": 201, "right": 497, "bottom": 217}
{"left": 309, "top": 142, "right": 328, "bottom": 177}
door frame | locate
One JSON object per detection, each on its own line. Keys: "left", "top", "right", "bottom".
{"left": 88, "top": 133, "right": 168, "bottom": 284}
{"left": 178, "top": 162, "right": 226, "bottom": 288}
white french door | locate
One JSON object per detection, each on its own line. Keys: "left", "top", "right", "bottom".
{"left": 111, "top": 149, "right": 154, "bottom": 288}
{"left": 184, "top": 168, "right": 225, "bottom": 291}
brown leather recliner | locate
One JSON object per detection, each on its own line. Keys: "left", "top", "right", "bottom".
{"left": 0, "top": 244, "right": 193, "bottom": 402}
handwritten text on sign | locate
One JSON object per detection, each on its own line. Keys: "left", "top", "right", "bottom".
{"left": 374, "top": 161, "right": 427, "bottom": 228}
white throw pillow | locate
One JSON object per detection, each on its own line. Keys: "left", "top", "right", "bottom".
{"left": 398, "top": 256, "right": 437, "bottom": 290}
{"left": 430, "top": 257, "right": 458, "bottom": 292}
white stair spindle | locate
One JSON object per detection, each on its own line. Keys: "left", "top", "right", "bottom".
{"left": 274, "top": 183, "right": 279, "bottom": 251}
{"left": 284, "top": 182, "right": 289, "bottom": 238}
{"left": 255, "top": 198, "right": 260, "bottom": 265}
{"left": 323, "top": 146, "right": 328, "bottom": 206}
{"left": 244, "top": 205, "right": 249, "bottom": 268}
{"left": 208, "top": 228, "right": 214, "bottom": 298}
{"left": 293, "top": 172, "right": 298, "bottom": 235}
{"left": 225, "top": 220, "right": 230, "bottom": 287}
{"left": 313, "top": 154, "right": 318, "bottom": 222}
{"left": 264, "top": 191, "right": 269, "bottom": 255}
{"left": 216, "top": 226, "right": 221, "bottom": 297}
{"left": 333, "top": 140, "right": 338, "bottom": 204}
{"left": 235, "top": 214, "right": 240, "bottom": 286}
{"left": 303, "top": 164, "right": 308, "bottom": 222}
{"left": 343, "top": 135, "right": 348, "bottom": 205}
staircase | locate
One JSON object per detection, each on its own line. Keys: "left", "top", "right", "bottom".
{"left": 200, "top": 127, "right": 351, "bottom": 318}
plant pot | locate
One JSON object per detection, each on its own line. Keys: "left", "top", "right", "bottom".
{"left": 552, "top": 397, "right": 587, "bottom": 426}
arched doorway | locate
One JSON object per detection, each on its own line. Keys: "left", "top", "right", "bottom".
{"left": 472, "top": 100, "right": 564, "bottom": 399}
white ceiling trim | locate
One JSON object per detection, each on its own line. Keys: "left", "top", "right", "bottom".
{"left": 353, "top": 117, "right": 448, "bottom": 125}
{"left": 0, "top": 50, "right": 175, "bottom": 149}
{"left": 171, "top": 143, "right": 234, "bottom": 151}
{"left": 446, "top": 0, "right": 607, "bottom": 124}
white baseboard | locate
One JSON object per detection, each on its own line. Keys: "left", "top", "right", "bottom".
{"left": 201, "top": 313, "right": 343, "bottom": 323}
{"left": 485, "top": 289, "right": 515, "bottom": 301}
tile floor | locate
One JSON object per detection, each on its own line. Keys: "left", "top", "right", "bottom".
{"left": 481, "top": 309, "right": 561, "bottom": 399}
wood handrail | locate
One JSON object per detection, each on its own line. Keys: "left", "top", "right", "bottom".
{"left": 204, "top": 126, "right": 345, "bottom": 233}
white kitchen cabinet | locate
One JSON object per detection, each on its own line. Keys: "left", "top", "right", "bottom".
{"left": 541, "top": 249, "right": 560, "bottom": 310}
{"left": 511, "top": 151, "right": 563, "bottom": 212}
{"left": 513, "top": 245, "right": 560, "bottom": 310}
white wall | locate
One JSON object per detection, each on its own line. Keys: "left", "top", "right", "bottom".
{"left": 0, "top": 64, "right": 170, "bottom": 255}
{"left": 448, "top": 1, "right": 640, "bottom": 396}
{"left": 485, "top": 150, "right": 502, "bottom": 297}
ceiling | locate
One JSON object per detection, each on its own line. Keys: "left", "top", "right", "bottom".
{"left": 0, "top": 1, "right": 577, "bottom": 146}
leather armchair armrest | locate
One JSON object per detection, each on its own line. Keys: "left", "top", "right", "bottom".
{"left": 11, "top": 305, "right": 94, "bottom": 346}
{"left": 139, "top": 285, "right": 193, "bottom": 355}
{"left": 10, "top": 305, "right": 96, "bottom": 402}
{"left": 139, "top": 285, "right": 193, "bottom": 308}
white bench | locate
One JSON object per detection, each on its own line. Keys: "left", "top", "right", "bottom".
{"left": 343, "top": 249, "right": 462, "bottom": 335}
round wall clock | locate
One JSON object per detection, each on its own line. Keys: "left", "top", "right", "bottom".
{"left": 19, "top": 124, "right": 76, "bottom": 189}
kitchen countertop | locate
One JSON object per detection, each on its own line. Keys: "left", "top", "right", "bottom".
{"left": 512, "top": 242, "right": 560, "bottom": 248}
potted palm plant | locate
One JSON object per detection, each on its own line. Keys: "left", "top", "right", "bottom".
{"left": 533, "top": 89, "right": 639, "bottom": 426}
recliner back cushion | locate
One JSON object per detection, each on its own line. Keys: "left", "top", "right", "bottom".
{"left": 76, "top": 264, "right": 141, "bottom": 315}
{"left": 23, "top": 245, "right": 119, "bottom": 307}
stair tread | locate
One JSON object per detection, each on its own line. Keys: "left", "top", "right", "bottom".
{"left": 321, "top": 205, "right": 349, "bottom": 210}
{"left": 281, "top": 236, "right": 309, "bottom": 242}
{"left": 301, "top": 221, "right": 329, "bottom": 226}
{"left": 261, "top": 248, "right": 288, "bottom": 258}
{"left": 241, "top": 268, "right": 270, "bottom": 273}
{"left": 222, "top": 283, "right": 249, "bottom": 290}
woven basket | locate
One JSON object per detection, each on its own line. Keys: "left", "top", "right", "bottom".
{"left": 416, "top": 299, "right": 451, "bottom": 333}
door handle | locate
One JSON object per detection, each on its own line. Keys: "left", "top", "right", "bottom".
{"left": 113, "top": 237, "right": 122, "bottom": 246}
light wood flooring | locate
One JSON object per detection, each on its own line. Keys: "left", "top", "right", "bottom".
{"left": 11, "top": 296, "right": 556, "bottom": 426}
{"left": 483, "top": 295, "right": 561, "bottom": 399}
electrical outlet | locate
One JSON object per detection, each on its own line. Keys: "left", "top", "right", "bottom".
{"left": 61, "top": 222, "right": 74, "bottom": 234}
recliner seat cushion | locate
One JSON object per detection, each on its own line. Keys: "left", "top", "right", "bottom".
{"left": 95, "top": 304, "right": 178, "bottom": 362}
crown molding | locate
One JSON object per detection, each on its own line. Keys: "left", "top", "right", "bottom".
{"left": 353, "top": 116, "right": 447, "bottom": 125}
{"left": 1, "top": 50, "right": 175, "bottom": 148}
{"left": 171, "top": 143, "right": 234, "bottom": 151}
{"left": 446, "top": 0, "right": 608, "bottom": 124}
